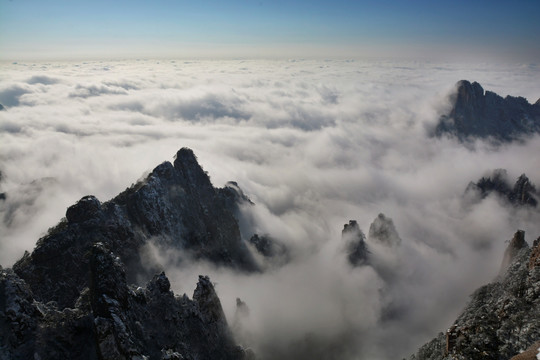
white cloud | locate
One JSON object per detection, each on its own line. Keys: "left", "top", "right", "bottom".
{"left": 0, "top": 58, "right": 539, "bottom": 359}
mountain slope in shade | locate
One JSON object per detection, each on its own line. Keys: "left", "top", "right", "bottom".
{"left": 1, "top": 148, "right": 257, "bottom": 359}
{"left": 435, "top": 80, "right": 540, "bottom": 142}
{"left": 409, "top": 231, "right": 540, "bottom": 360}
{"left": 1, "top": 243, "right": 251, "bottom": 360}
{"left": 12, "top": 147, "right": 257, "bottom": 309}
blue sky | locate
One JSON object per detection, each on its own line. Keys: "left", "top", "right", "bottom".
{"left": 1, "top": 0, "right": 539, "bottom": 60}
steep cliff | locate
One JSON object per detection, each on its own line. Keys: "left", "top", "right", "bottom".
{"left": 409, "top": 231, "right": 540, "bottom": 360}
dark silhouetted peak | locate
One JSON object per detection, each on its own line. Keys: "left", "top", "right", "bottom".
{"left": 236, "top": 297, "right": 250, "bottom": 318}
{"left": 66, "top": 195, "right": 102, "bottom": 223}
{"left": 0, "top": 103, "right": 4, "bottom": 111}
{"left": 368, "top": 213, "right": 402, "bottom": 247}
{"left": 410, "top": 230, "right": 540, "bottom": 360}
{"left": 500, "top": 230, "right": 528, "bottom": 274}
{"left": 510, "top": 174, "right": 538, "bottom": 206}
{"left": 466, "top": 169, "right": 538, "bottom": 207}
{"left": 2, "top": 148, "right": 265, "bottom": 359}
{"left": 193, "top": 275, "right": 227, "bottom": 325}
{"left": 342, "top": 220, "right": 369, "bottom": 266}
{"left": 173, "top": 147, "right": 213, "bottom": 193}
{"left": 147, "top": 271, "right": 171, "bottom": 294}
{"left": 13, "top": 147, "right": 257, "bottom": 309}
{"left": 435, "top": 80, "right": 540, "bottom": 142}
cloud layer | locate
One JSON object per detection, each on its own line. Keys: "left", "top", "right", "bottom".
{"left": 1, "top": 58, "right": 539, "bottom": 359}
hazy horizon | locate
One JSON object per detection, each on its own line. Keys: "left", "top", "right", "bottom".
{"left": 1, "top": 0, "right": 540, "bottom": 62}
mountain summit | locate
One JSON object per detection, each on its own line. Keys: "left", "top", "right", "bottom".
{"left": 435, "top": 80, "right": 540, "bottom": 142}
{"left": 1, "top": 147, "right": 257, "bottom": 359}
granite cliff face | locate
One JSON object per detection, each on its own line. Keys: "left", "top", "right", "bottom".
{"left": 435, "top": 80, "right": 540, "bottom": 142}
{"left": 409, "top": 231, "right": 540, "bottom": 360}
{"left": 1, "top": 147, "right": 256, "bottom": 359}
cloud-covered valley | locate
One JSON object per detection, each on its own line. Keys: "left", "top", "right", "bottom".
{"left": 1, "top": 58, "right": 539, "bottom": 359}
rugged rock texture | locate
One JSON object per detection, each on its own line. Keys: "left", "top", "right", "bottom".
{"left": 342, "top": 220, "right": 369, "bottom": 266}
{"left": 12, "top": 147, "right": 257, "bottom": 309}
{"left": 435, "top": 80, "right": 540, "bottom": 142}
{"left": 1, "top": 242, "right": 248, "bottom": 360}
{"left": 409, "top": 231, "right": 540, "bottom": 360}
{"left": 466, "top": 169, "right": 538, "bottom": 207}
{"left": 1, "top": 147, "right": 255, "bottom": 359}
{"left": 368, "top": 213, "right": 402, "bottom": 247}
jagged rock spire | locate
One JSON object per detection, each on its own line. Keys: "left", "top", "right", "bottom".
{"left": 368, "top": 213, "right": 402, "bottom": 247}
{"left": 342, "top": 220, "right": 369, "bottom": 266}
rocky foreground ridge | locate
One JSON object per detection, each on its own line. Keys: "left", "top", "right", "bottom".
{"left": 409, "top": 231, "right": 540, "bottom": 360}
{"left": 1, "top": 148, "right": 256, "bottom": 359}
{"left": 435, "top": 80, "right": 540, "bottom": 142}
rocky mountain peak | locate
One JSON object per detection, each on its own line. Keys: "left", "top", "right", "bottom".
{"left": 368, "top": 213, "right": 402, "bottom": 247}
{"left": 2, "top": 148, "right": 258, "bottom": 359}
{"left": 193, "top": 275, "right": 228, "bottom": 326}
{"left": 173, "top": 147, "right": 213, "bottom": 193}
{"left": 342, "top": 220, "right": 369, "bottom": 266}
{"left": 435, "top": 80, "right": 540, "bottom": 142}
{"left": 12, "top": 147, "right": 257, "bottom": 310}
{"left": 466, "top": 169, "right": 538, "bottom": 207}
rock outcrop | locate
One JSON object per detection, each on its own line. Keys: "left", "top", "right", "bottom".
{"left": 409, "top": 231, "right": 540, "bottom": 360}
{"left": 368, "top": 213, "right": 402, "bottom": 247}
{"left": 13, "top": 147, "right": 257, "bottom": 309}
{"left": 1, "top": 147, "right": 256, "bottom": 359}
{"left": 465, "top": 169, "right": 538, "bottom": 207}
{"left": 1, "top": 242, "right": 247, "bottom": 360}
{"left": 342, "top": 220, "right": 369, "bottom": 266}
{"left": 435, "top": 80, "right": 540, "bottom": 142}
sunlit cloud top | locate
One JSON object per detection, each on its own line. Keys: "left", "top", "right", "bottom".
{"left": 1, "top": 0, "right": 539, "bottom": 60}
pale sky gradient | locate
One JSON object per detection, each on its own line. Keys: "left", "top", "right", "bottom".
{"left": 1, "top": 1, "right": 539, "bottom": 61}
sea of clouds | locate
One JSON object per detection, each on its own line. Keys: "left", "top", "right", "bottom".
{"left": 0, "top": 58, "right": 539, "bottom": 359}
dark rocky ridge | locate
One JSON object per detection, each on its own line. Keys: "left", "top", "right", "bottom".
{"left": 409, "top": 231, "right": 540, "bottom": 360}
{"left": 1, "top": 148, "right": 257, "bottom": 359}
{"left": 435, "top": 80, "right": 540, "bottom": 142}
{"left": 1, "top": 243, "right": 249, "bottom": 360}
{"left": 466, "top": 169, "right": 538, "bottom": 207}
{"left": 13, "top": 147, "right": 257, "bottom": 309}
